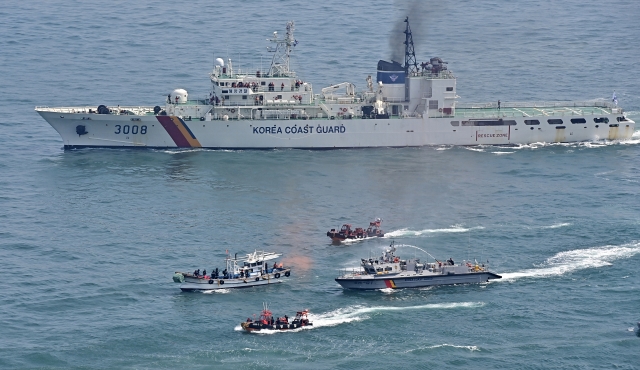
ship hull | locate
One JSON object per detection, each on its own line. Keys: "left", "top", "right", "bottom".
{"left": 37, "top": 110, "right": 636, "bottom": 149}
{"left": 179, "top": 271, "right": 290, "bottom": 291}
{"left": 335, "top": 271, "right": 502, "bottom": 290}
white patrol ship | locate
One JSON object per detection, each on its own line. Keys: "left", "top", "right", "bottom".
{"left": 36, "top": 19, "right": 635, "bottom": 149}
{"left": 173, "top": 250, "right": 291, "bottom": 292}
{"left": 335, "top": 242, "right": 501, "bottom": 290}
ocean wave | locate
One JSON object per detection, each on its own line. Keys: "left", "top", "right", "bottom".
{"left": 540, "top": 222, "right": 572, "bottom": 229}
{"left": 498, "top": 241, "right": 640, "bottom": 281}
{"left": 491, "top": 151, "right": 514, "bottom": 155}
{"left": 405, "top": 343, "right": 480, "bottom": 353}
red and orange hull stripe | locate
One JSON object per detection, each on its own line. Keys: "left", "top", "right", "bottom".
{"left": 156, "top": 116, "right": 202, "bottom": 148}
{"left": 383, "top": 279, "right": 397, "bottom": 289}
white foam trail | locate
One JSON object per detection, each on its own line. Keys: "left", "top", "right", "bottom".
{"left": 540, "top": 222, "right": 572, "bottom": 229}
{"left": 237, "top": 303, "right": 484, "bottom": 334}
{"left": 498, "top": 242, "right": 640, "bottom": 281}
{"left": 464, "top": 147, "right": 485, "bottom": 152}
{"left": 202, "top": 289, "right": 230, "bottom": 294}
{"left": 410, "top": 343, "right": 480, "bottom": 352}
{"left": 491, "top": 151, "right": 514, "bottom": 155}
{"left": 385, "top": 225, "right": 484, "bottom": 238}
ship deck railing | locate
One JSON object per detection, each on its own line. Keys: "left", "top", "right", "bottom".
{"left": 427, "top": 100, "right": 619, "bottom": 119}
{"left": 35, "top": 106, "right": 157, "bottom": 115}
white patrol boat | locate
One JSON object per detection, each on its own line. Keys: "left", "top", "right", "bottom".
{"left": 36, "top": 18, "right": 635, "bottom": 149}
{"left": 335, "top": 242, "right": 501, "bottom": 290}
{"left": 173, "top": 250, "right": 291, "bottom": 292}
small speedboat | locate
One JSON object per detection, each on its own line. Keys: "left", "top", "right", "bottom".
{"left": 241, "top": 303, "right": 312, "bottom": 332}
{"left": 327, "top": 218, "right": 384, "bottom": 242}
{"left": 173, "top": 250, "right": 291, "bottom": 291}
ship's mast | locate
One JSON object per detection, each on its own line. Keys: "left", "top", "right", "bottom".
{"left": 267, "top": 21, "right": 297, "bottom": 77}
{"left": 403, "top": 17, "right": 418, "bottom": 76}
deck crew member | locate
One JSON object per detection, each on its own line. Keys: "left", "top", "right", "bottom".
{"left": 448, "top": 258, "right": 454, "bottom": 265}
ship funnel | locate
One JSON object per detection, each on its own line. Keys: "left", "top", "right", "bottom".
{"left": 376, "top": 60, "right": 405, "bottom": 101}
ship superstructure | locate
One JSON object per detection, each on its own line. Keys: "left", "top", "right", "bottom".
{"left": 36, "top": 19, "right": 635, "bottom": 149}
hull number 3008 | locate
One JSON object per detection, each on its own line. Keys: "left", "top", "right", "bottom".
{"left": 115, "top": 125, "right": 147, "bottom": 135}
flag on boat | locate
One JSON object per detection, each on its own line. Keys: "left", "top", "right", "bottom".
{"left": 612, "top": 91, "right": 618, "bottom": 105}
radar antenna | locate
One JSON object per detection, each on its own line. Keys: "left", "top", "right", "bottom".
{"left": 403, "top": 17, "right": 418, "bottom": 75}
{"left": 267, "top": 21, "right": 297, "bottom": 77}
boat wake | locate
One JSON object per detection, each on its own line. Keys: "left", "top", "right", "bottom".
{"left": 202, "top": 289, "right": 231, "bottom": 294}
{"left": 539, "top": 222, "right": 572, "bottom": 229}
{"left": 234, "top": 302, "right": 484, "bottom": 334}
{"left": 404, "top": 343, "right": 480, "bottom": 353}
{"left": 498, "top": 242, "right": 640, "bottom": 281}
{"left": 385, "top": 225, "right": 484, "bottom": 238}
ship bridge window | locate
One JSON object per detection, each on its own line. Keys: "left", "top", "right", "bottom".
{"left": 242, "top": 95, "right": 247, "bottom": 100}
{"left": 222, "top": 90, "right": 228, "bottom": 94}
{"left": 617, "top": 116, "right": 629, "bottom": 122}
{"left": 446, "top": 87, "right": 453, "bottom": 91}
{"left": 429, "top": 100, "right": 439, "bottom": 109}
{"left": 524, "top": 119, "right": 540, "bottom": 125}
{"left": 548, "top": 119, "right": 563, "bottom": 125}
{"left": 376, "top": 267, "right": 383, "bottom": 272}
{"left": 261, "top": 81, "right": 266, "bottom": 86}
{"left": 571, "top": 118, "right": 586, "bottom": 124}
{"left": 450, "top": 121, "right": 459, "bottom": 126}
{"left": 384, "top": 267, "right": 393, "bottom": 271}
{"left": 594, "top": 117, "right": 609, "bottom": 123}
{"left": 224, "top": 95, "right": 229, "bottom": 100}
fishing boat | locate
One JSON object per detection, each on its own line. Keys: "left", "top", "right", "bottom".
{"left": 173, "top": 250, "right": 291, "bottom": 291}
{"left": 335, "top": 241, "right": 501, "bottom": 290}
{"left": 241, "top": 303, "right": 312, "bottom": 332}
{"left": 35, "top": 18, "right": 635, "bottom": 149}
{"left": 327, "top": 218, "right": 384, "bottom": 242}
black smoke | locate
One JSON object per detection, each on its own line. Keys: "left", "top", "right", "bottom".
{"left": 388, "top": 0, "right": 431, "bottom": 64}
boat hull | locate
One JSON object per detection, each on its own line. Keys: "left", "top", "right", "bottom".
{"left": 335, "top": 271, "right": 502, "bottom": 290}
{"left": 179, "top": 270, "right": 291, "bottom": 291}
{"left": 36, "top": 110, "right": 636, "bottom": 149}
{"left": 241, "top": 322, "right": 313, "bottom": 332}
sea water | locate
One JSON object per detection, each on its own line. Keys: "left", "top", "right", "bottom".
{"left": 1, "top": 0, "right": 639, "bottom": 368}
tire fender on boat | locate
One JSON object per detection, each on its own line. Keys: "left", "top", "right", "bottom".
{"left": 208, "top": 279, "right": 214, "bottom": 284}
{"left": 284, "top": 271, "right": 290, "bottom": 277}
{"left": 219, "top": 279, "right": 224, "bottom": 285}
{"left": 255, "top": 277, "right": 260, "bottom": 282}
{"left": 274, "top": 273, "right": 281, "bottom": 279}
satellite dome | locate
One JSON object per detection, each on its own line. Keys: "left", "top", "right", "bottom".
{"left": 170, "top": 89, "right": 188, "bottom": 104}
